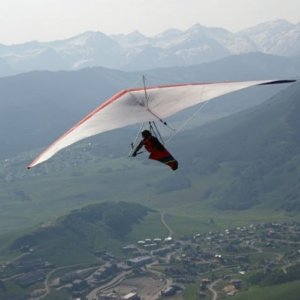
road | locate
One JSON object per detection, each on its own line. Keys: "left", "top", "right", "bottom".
{"left": 31, "top": 264, "right": 97, "bottom": 300}
{"left": 160, "top": 212, "right": 174, "bottom": 237}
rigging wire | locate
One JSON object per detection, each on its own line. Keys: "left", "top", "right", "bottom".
{"left": 128, "top": 122, "right": 145, "bottom": 156}
{"left": 166, "top": 100, "right": 210, "bottom": 143}
{"left": 142, "top": 75, "right": 176, "bottom": 131}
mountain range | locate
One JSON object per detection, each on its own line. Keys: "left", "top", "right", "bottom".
{"left": 0, "top": 19, "right": 299, "bottom": 76}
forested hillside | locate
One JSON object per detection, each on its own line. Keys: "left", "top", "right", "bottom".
{"left": 10, "top": 202, "right": 151, "bottom": 265}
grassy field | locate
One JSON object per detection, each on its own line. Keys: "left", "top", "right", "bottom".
{"left": 44, "top": 290, "right": 70, "bottom": 300}
{"left": 1, "top": 143, "right": 300, "bottom": 270}
{"left": 1, "top": 164, "right": 300, "bottom": 254}
{"left": 232, "top": 279, "right": 300, "bottom": 300}
{"left": 182, "top": 283, "right": 200, "bottom": 300}
{"left": 127, "top": 211, "right": 168, "bottom": 241}
{"left": 0, "top": 159, "right": 300, "bottom": 299}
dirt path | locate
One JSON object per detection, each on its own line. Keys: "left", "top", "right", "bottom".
{"left": 86, "top": 270, "right": 133, "bottom": 300}
{"left": 208, "top": 279, "right": 221, "bottom": 300}
{"left": 31, "top": 264, "right": 96, "bottom": 300}
{"left": 160, "top": 212, "right": 174, "bottom": 237}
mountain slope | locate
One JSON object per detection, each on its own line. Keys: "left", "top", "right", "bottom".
{"left": 240, "top": 19, "right": 300, "bottom": 56}
{"left": 10, "top": 201, "right": 151, "bottom": 265}
{"left": 174, "top": 81, "right": 300, "bottom": 210}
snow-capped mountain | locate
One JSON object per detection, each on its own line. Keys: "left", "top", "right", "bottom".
{"left": 239, "top": 19, "right": 300, "bottom": 56}
{"left": 0, "top": 19, "right": 299, "bottom": 76}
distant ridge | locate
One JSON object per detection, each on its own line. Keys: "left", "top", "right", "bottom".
{"left": 0, "top": 19, "right": 299, "bottom": 76}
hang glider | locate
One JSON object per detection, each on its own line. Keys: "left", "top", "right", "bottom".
{"left": 27, "top": 79, "right": 296, "bottom": 169}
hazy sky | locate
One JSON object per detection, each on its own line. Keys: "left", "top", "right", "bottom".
{"left": 0, "top": 0, "right": 299, "bottom": 45}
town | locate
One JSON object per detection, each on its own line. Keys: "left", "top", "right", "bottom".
{"left": 1, "top": 221, "right": 300, "bottom": 300}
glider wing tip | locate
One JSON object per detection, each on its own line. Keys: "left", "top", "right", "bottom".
{"left": 259, "top": 79, "right": 297, "bottom": 86}
{"left": 27, "top": 163, "right": 34, "bottom": 169}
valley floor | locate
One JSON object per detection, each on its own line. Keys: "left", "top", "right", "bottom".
{"left": 1, "top": 215, "right": 300, "bottom": 300}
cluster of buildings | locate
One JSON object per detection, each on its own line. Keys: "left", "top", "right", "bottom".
{"left": 123, "top": 236, "right": 175, "bottom": 254}
{"left": 2, "top": 221, "right": 300, "bottom": 300}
